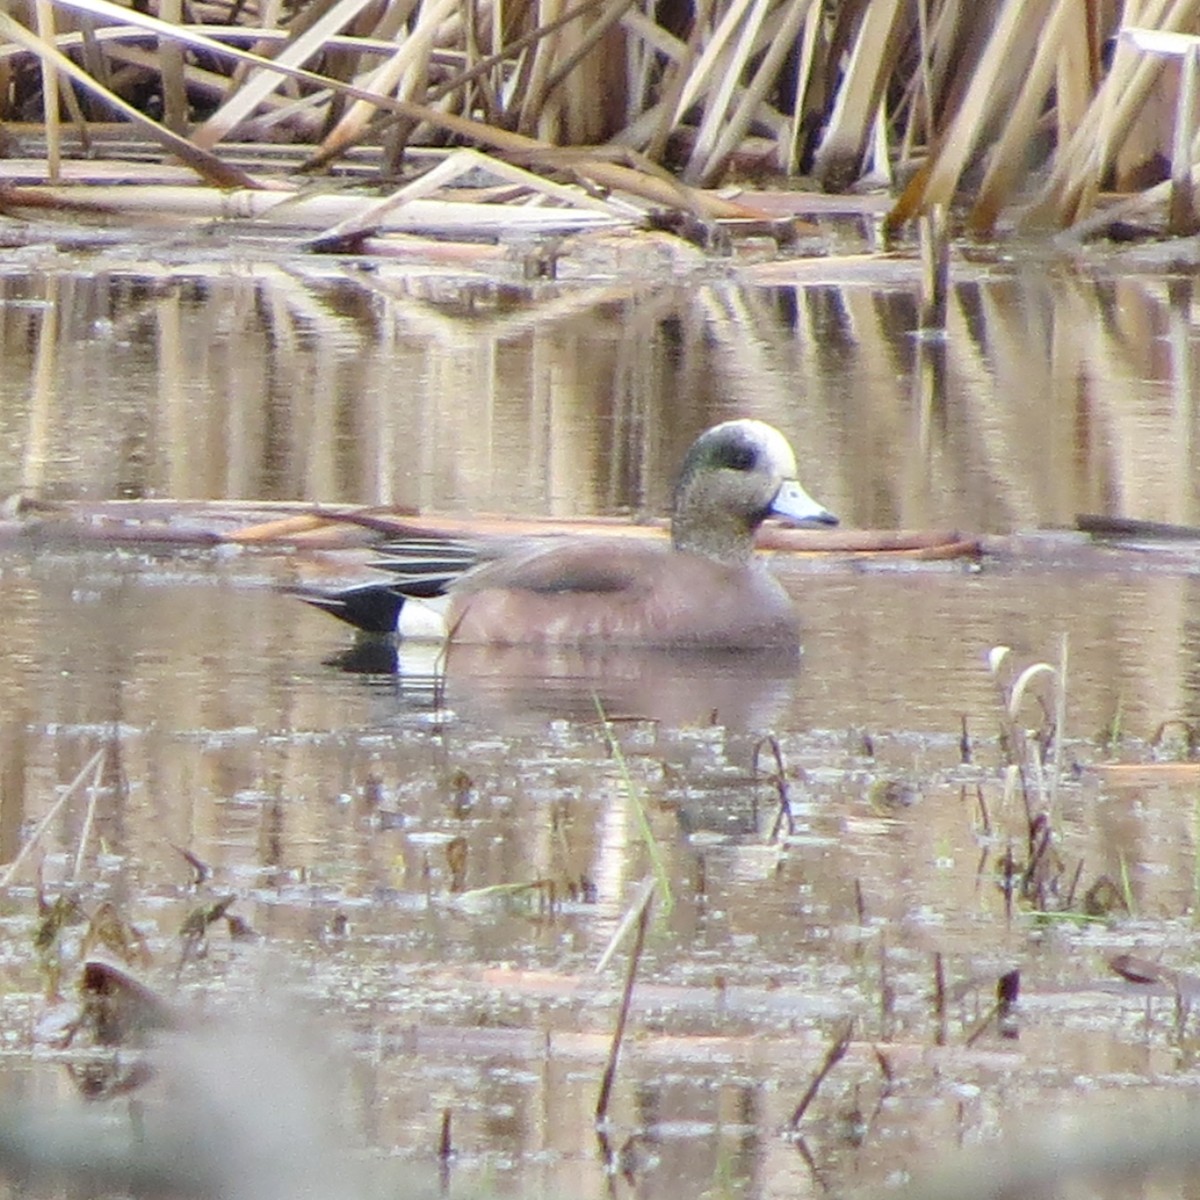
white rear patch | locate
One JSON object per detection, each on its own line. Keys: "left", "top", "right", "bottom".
{"left": 398, "top": 596, "right": 452, "bottom": 641}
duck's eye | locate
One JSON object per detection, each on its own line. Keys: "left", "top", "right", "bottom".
{"left": 713, "top": 439, "right": 758, "bottom": 472}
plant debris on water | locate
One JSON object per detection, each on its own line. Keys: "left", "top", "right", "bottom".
{"left": 0, "top": 606, "right": 1193, "bottom": 1199}
{"left": 7, "top": 12, "right": 1200, "bottom": 1182}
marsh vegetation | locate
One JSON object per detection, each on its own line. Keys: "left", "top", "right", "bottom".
{"left": 4, "top": 2, "right": 1200, "bottom": 241}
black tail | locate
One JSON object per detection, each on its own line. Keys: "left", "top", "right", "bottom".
{"left": 292, "top": 583, "right": 408, "bottom": 635}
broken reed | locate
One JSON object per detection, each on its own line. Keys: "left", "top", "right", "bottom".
{"left": 3, "top": 1, "right": 1200, "bottom": 231}
{"left": 987, "top": 639, "right": 1072, "bottom": 913}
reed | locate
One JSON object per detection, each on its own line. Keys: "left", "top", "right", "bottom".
{"left": 3, "top": 1, "right": 1200, "bottom": 232}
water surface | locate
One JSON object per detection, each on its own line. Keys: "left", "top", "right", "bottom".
{"left": 0, "top": 251, "right": 1198, "bottom": 1200}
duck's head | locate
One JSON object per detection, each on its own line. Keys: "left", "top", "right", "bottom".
{"left": 671, "top": 419, "right": 837, "bottom": 562}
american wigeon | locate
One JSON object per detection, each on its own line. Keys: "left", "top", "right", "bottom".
{"left": 300, "top": 419, "right": 837, "bottom": 649}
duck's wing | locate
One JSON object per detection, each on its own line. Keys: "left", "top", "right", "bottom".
{"left": 371, "top": 537, "right": 486, "bottom": 596}
{"left": 452, "top": 537, "right": 660, "bottom": 596}
{"left": 294, "top": 537, "right": 485, "bottom": 634}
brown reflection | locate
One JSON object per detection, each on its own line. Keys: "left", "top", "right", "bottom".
{"left": 326, "top": 639, "right": 801, "bottom": 729}
{"left": 3, "top": 553, "right": 1200, "bottom": 1198}
{"left": 1176, "top": 586, "right": 1200, "bottom": 728}
{"left": 0, "top": 716, "right": 29, "bottom": 864}
{"left": 3, "top": 261, "right": 1200, "bottom": 536}
{"left": 12, "top": 258, "right": 1200, "bottom": 1200}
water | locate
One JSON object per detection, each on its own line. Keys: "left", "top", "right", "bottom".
{"left": 0, "top": 252, "right": 1198, "bottom": 1200}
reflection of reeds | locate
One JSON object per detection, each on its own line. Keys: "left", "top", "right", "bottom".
{"left": 5, "top": 266, "right": 1200, "bottom": 533}
{"left": 22, "top": 271, "right": 58, "bottom": 494}
{"left": 1, "top": 3, "right": 1200, "bottom": 228}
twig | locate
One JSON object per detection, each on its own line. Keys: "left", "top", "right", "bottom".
{"left": 974, "top": 783, "right": 991, "bottom": 836}
{"left": 753, "top": 735, "right": 795, "bottom": 840}
{"left": 595, "top": 875, "right": 657, "bottom": 975}
{"left": 595, "top": 881, "right": 653, "bottom": 1125}
{"left": 593, "top": 695, "right": 672, "bottom": 912}
{"left": 879, "top": 943, "right": 895, "bottom": 1039}
{"left": 438, "top": 1107, "right": 452, "bottom": 1193}
{"left": 788, "top": 1017, "right": 855, "bottom": 1130}
{"left": 1049, "top": 632, "right": 1068, "bottom": 815}
{"left": 0, "top": 747, "right": 106, "bottom": 888}
{"left": 71, "top": 749, "right": 107, "bottom": 883}
{"left": 932, "top": 952, "right": 947, "bottom": 1046}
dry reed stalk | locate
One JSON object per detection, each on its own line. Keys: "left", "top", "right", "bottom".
{"left": 2, "top": 0, "right": 1197, "bottom": 231}
{"left": 193, "top": 0, "right": 383, "bottom": 148}
{"left": 616, "top": 6, "right": 693, "bottom": 160}
{"left": 423, "top": 0, "right": 598, "bottom": 126}
{"left": 509, "top": 0, "right": 554, "bottom": 136}
{"left": 887, "top": 0, "right": 1042, "bottom": 232}
{"left": 1023, "top": 0, "right": 1191, "bottom": 228}
{"left": 45, "top": 0, "right": 745, "bottom": 216}
{"left": 703, "top": 0, "right": 814, "bottom": 183}
{"left": 533, "top": 0, "right": 635, "bottom": 142}
{"left": 316, "top": 0, "right": 458, "bottom": 165}
{"left": 783, "top": 0, "right": 821, "bottom": 174}
{"left": 158, "top": 0, "right": 186, "bottom": 134}
{"left": 98, "top": 43, "right": 297, "bottom": 114}
{"left": 457, "top": 0, "right": 488, "bottom": 121}
{"left": 967, "top": 0, "right": 1078, "bottom": 236}
{"left": 787, "top": 1018, "right": 854, "bottom": 1129}
{"left": 621, "top": 1, "right": 659, "bottom": 126}
{"left": 0, "top": 179, "right": 633, "bottom": 232}
{"left": 522, "top": 0, "right": 573, "bottom": 138}
{"left": 894, "top": 0, "right": 934, "bottom": 168}
{"left": 594, "top": 880, "right": 654, "bottom": 1129}
{"left": 867, "top": 100, "right": 892, "bottom": 185}
{"left": 1120, "top": 27, "right": 1200, "bottom": 232}
{"left": 1169, "top": 44, "right": 1200, "bottom": 233}
{"left": 33, "top": 0, "right": 62, "bottom": 180}
{"left": 681, "top": 0, "right": 774, "bottom": 182}
{"left": 917, "top": 203, "right": 947, "bottom": 330}
{"left": 1054, "top": 0, "right": 1095, "bottom": 148}
{"left": 0, "top": 10, "right": 257, "bottom": 187}
{"left": 0, "top": 747, "right": 107, "bottom": 888}
{"left": 306, "top": 146, "right": 634, "bottom": 247}
{"left": 473, "top": 142, "right": 753, "bottom": 215}
{"left": 670, "top": 0, "right": 754, "bottom": 129}
{"left": 488, "top": 0, "right": 505, "bottom": 104}
{"left": 0, "top": 24, "right": 414, "bottom": 64}
{"left": 813, "top": 0, "right": 906, "bottom": 191}
{"left": 310, "top": 1, "right": 400, "bottom": 142}
{"left": 1115, "top": 29, "right": 1181, "bottom": 190}
{"left": 903, "top": 0, "right": 977, "bottom": 163}
{"left": 0, "top": 35, "right": 11, "bottom": 121}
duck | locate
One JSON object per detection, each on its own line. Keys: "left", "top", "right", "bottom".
{"left": 297, "top": 419, "right": 837, "bottom": 649}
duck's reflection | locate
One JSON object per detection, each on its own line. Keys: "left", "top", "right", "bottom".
{"left": 325, "top": 638, "right": 802, "bottom": 729}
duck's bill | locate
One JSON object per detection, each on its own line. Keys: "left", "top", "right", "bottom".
{"left": 770, "top": 479, "right": 839, "bottom": 527}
